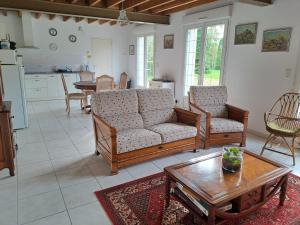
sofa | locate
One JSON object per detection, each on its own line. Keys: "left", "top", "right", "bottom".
{"left": 189, "top": 86, "right": 249, "bottom": 148}
{"left": 92, "top": 88, "right": 200, "bottom": 174}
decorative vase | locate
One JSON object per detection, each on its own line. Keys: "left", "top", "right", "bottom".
{"left": 222, "top": 146, "right": 244, "bottom": 173}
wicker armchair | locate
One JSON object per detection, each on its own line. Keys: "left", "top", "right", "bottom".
{"left": 189, "top": 86, "right": 249, "bottom": 149}
{"left": 260, "top": 93, "right": 300, "bottom": 165}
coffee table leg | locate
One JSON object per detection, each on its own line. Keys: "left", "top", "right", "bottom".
{"left": 208, "top": 207, "right": 216, "bottom": 225}
{"left": 279, "top": 175, "right": 288, "bottom": 206}
{"left": 165, "top": 175, "right": 171, "bottom": 209}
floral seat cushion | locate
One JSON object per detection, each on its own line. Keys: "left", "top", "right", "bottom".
{"left": 148, "top": 123, "right": 197, "bottom": 143}
{"left": 210, "top": 118, "right": 244, "bottom": 134}
{"left": 117, "top": 129, "right": 161, "bottom": 154}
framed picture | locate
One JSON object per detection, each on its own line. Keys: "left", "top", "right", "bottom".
{"left": 129, "top": 45, "right": 135, "bottom": 55}
{"left": 262, "top": 28, "right": 292, "bottom": 52}
{"left": 234, "top": 23, "right": 258, "bottom": 45}
{"left": 164, "top": 34, "right": 174, "bottom": 49}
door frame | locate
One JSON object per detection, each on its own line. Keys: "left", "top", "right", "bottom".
{"left": 136, "top": 33, "right": 156, "bottom": 88}
{"left": 182, "top": 19, "right": 229, "bottom": 95}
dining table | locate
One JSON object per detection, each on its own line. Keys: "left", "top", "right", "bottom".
{"left": 74, "top": 81, "right": 97, "bottom": 92}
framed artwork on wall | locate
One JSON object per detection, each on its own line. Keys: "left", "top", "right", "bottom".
{"left": 129, "top": 45, "right": 135, "bottom": 55}
{"left": 164, "top": 34, "right": 174, "bottom": 49}
{"left": 262, "top": 28, "right": 292, "bottom": 52}
{"left": 234, "top": 23, "right": 258, "bottom": 45}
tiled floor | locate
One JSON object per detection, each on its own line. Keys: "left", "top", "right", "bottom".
{"left": 1, "top": 100, "right": 300, "bottom": 225}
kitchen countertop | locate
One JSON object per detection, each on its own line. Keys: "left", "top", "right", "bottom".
{"left": 25, "top": 71, "right": 82, "bottom": 75}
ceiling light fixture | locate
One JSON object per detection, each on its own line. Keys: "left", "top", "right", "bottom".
{"left": 117, "top": 0, "right": 129, "bottom": 25}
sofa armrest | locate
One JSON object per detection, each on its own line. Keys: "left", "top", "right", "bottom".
{"left": 92, "top": 113, "right": 117, "bottom": 155}
{"left": 226, "top": 104, "right": 249, "bottom": 124}
{"left": 174, "top": 107, "right": 201, "bottom": 127}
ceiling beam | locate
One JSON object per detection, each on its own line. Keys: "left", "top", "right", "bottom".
{"left": 106, "top": 0, "right": 122, "bottom": 8}
{"left": 99, "top": 19, "right": 109, "bottom": 24}
{"left": 87, "top": 18, "right": 97, "bottom": 23}
{"left": 89, "top": 0, "right": 102, "bottom": 6}
{"left": 123, "top": 0, "right": 150, "bottom": 10}
{"left": 152, "top": 0, "right": 216, "bottom": 14}
{"left": 71, "top": 0, "right": 79, "bottom": 3}
{"left": 109, "top": 20, "right": 117, "bottom": 26}
{"left": 48, "top": 14, "right": 56, "bottom": 20}
{"left": 75, "top": 17, "right": 85, "bottom": 22}
{"left": 135, "top": 0, "right": 176, "bottom": 12}
{"left": 1, "top": 10, "right": 7, "bottom": 16}
{"left": 238, "top": 0, "right": 272, "bottom": 6}
{"left": 62, "top": 15, "right": 71, "bottom": 21}
{"left": 33, "top": 12, "right": 41, "bottom": 18}
{"left": 0, "top": 0, "right": 169, "bottom": 24}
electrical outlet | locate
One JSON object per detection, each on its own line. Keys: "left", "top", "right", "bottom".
{"left": 285, "top": 68, "right": 292, "bottom": 78}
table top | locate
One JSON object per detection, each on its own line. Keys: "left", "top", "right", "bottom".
{"left": 74, "top": 81, "right": 96, "bottom": 90}
{"left": 165, "top": 150, "right": 291, "bottom": 205}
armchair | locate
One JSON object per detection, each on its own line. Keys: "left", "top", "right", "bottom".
{"left": 189, "top": 86, "right": 249, "bottom": 149}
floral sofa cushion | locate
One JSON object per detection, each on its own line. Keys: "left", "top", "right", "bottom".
{"left": 92, "top": 90, "right": 143, "bottom": 131}
{"left": 136, "top": 89, "right": 177, "bottom": 127}
{"left": 117, "top": 129, "right": 161, "bottom": 153}
{"left": 210, "top": 118, "right": 244, "bottom": 133}
{"left": 148, "top": 123, "right": 197, "bottom": 143}
{"left": 190, "top": 86, "right": 228, "bottom": 118}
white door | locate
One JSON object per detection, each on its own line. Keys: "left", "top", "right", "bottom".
{"left": 90, "top": 38, "right": 113, "bottom": 76}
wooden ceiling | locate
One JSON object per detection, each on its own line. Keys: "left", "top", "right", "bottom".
{"left": 0, "top": 0, "right": 272, "bottom": 26}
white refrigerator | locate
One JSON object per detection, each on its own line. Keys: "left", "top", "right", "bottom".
{"left": 0, "top": 52, "right": 28, "bottom": 129}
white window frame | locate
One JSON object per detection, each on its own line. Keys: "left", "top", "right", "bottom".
{"left": 183, "top": 19, "right": 229, "bottom": 96}
{"left": 136, "top": 34, "right": 155, "bottom": 88}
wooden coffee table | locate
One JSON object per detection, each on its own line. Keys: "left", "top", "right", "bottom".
{"left": 164, "top": 150, "right": 291, "bottom": 225}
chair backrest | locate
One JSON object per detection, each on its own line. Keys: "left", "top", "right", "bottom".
{"left": 268, "top": 93, "right": 300, "bottom": 129}
{"left": 61, "top": 74, "right": 68, "bottom": 95}
{"left": 136, "top": 88, "right": 176, "bottom": 127}
{"left": 92, "top": 89, "right": 143, "bottom": 131}
{"left": 119, "top": 72, "right": 128, "bottom": 89}
{"left": 96, "top": 75, "right": 114, "bottom": 92}
{"left": 79, "top": 71, "right": 95, "bottom": 81}
{"left": 189, "top": 86, "right": 228, "bottom": 117}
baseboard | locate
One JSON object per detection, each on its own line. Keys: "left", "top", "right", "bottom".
{"left": 247, "top": 129, "right": 268, "bottom": 138}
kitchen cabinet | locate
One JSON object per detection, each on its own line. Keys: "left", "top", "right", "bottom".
{"left": 25, "top": 73, "right": 80, "bottom": 101}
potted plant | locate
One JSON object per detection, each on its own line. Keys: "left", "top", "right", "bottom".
{"left": 222, "top": 147, "right": 244, "bottom": 173}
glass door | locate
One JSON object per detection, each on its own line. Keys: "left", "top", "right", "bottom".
{"left": 137, "top": 35, "right": 155, "bottom": 87}
{"left": 184, "top": 21, "right": 227, "bottom": 95}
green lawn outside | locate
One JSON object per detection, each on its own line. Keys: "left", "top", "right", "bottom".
{"left": 193, "top": 69, "right": 221, "bottom": 86}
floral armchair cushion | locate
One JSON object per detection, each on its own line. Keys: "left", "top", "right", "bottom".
{"left": 136, "top": 89, "right": 177, "bottom": 127}
{"left": 190, "top": 86, "right": 228, "bottom": 118}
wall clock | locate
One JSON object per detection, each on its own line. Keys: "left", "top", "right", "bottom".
{"left": 69, "top": 34, "right": 77, "bottom": 43}
{"left": 49, "top": 43, "right": 58, "bottom": 51}
{"left": 49, "top": 28, "right": 57, "bottom": 36}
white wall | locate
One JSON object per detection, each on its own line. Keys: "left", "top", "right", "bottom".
{"left": 0, "top": 13, "right": 131, "bottom": 82}
{"left": 226, "top": 0, "right": 300, "bottom": 134}
{"left": 129, "top": 0, "right": 300, "bottom": 135}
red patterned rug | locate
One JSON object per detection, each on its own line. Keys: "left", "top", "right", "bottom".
{"left": 95, "top": 172, "right": 300, "bottom": 225}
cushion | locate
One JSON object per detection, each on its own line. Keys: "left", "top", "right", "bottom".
{"left": 190, "top": 86, "right": 228, "bottom": 117}
{"left": 136, "top": 88, "right": 175, "bottom": 112}
{"left": 142, "top": 109, "right": 177, "bottom": 127}
{"left": 210, "top": 118, "right": 244, "bottom": 134}
{"left": 92, "top": 89, "right": 139, "bottom": 117}
{"left": 92, "top": 89, "right": 143, "bottom": 131}
{"left": 148, "top": 123, "right": 197, "bottom": 143}
{"left": 117, "top": 129, "right": 161, "bottom": 154}
{"left": 267, "top": 121, "right": 299, "bottom": 135}
{"left": 136, "top": 89, "right": 176, "bottom": 127}
{"left": 103, "top": 113, "right": 143, "bottom": 131}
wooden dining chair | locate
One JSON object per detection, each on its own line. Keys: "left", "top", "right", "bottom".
{"left": 79, "top": 71, "right": 95, "bottom": 105}
{"left": 96, "top": 75, "right": 114, "bottom": 92}
{"left": 61, "top": 74, "right": 86, "bottom": 114}
{"left": 119, "top": 72, "right": 128, "bottom": 89}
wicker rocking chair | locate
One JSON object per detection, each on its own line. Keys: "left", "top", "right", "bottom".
{"left": 260, "top": 93, "right": 300, "bottom": 165}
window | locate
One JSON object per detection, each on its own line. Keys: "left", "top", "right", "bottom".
{"left": 137, "top": 35, "right": 155, "bottom": 87}
{"left": 184, "top": 21, "right": 227, "bottom": 95}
